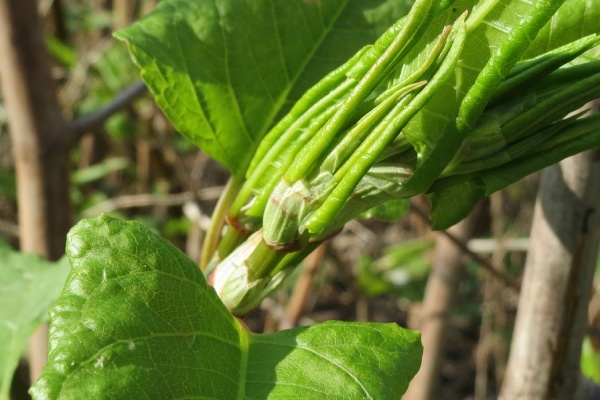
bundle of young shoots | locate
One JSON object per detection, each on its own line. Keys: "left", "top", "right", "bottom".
{"left": 195, "top": 0, "right": 600, "bottom": 315}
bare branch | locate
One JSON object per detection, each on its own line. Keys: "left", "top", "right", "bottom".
{"left": 81, "top": 186, "right": 224, "bottom": 217}
{"left": 467, "top": 237, "right": 530, "bottom": 254}
{"left": 0, "top": 0, "right": 72, "bottom": 383}
{"left": 68, "top": 80, "right": 147, "bottom": 140}
{"left": 410, "top": 203, "right": 521, "bottom": 291}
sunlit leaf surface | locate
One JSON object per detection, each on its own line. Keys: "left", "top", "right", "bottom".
{"left": 31, "top": 215, "right": 422, "bottom": 399}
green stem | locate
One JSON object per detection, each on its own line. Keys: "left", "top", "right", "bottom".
{"left": 501, "top": 69, "right": 600, "bottom": 143}
{"left": 230, "top": 80, "right": 354, "bottom": 218}
{"left": 245, "top": 238, "right": 288, "bottom": 281}
{"left": 284, "top": 0, "right": 435, "bottom": 183}
{"left": 491, "top": 35, "right": 600, "bottom": 105}
{"left": 199, "top": 177, "right": 242, "bottom": 272}
{"left": 306, "top": 17, "right": 467, "bottom": 235}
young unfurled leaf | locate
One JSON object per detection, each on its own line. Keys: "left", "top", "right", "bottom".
{"left": 523, "top": 0, "right": 600, "bottom": 58}
{"left": 427, "top": 47, "right": 600, "bottom": 229}
{"left": 259, "top": 3, "right": 467, "bottom": 249}
{"left": 401, "top": 0, "right": 564, "bottom": 194}
{"left": 203, "top": 0, "right": 599, "bottom": 314}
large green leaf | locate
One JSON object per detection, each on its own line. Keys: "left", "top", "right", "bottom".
{"left": 115, "top": 0, "right": 412, "bottom": 178}
{"left": 0, "top": 241, "right": 69, "bottom": 400}
{"left": 31, "top": 215, "right": 422, "bottom": 399}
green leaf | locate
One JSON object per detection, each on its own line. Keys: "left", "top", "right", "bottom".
{"left": 0, "top": 240, "right": 69, "bottom": 400}
{"left": 0, "top": 170, "right": 16, "bottom": 200}
{"left": 582, "top": 336, "right": 600, "bottom": 383}
{"left": 427, "top": 178, "right": 486, "bottom": 230}
{"left": 46, "top": 36, "right": 76, "bottom": 68}
{"left": 425, "top": 109, "right": 600, "bottom": 230}
{"left": 358, "top": 238, "right": 433, "bottom": 297}
{"left": 115, "top": 0, "right": 412, "bottom": 178}
{"left": 247, "top": 322, "right": 422, "bottom": 399}
{"left": 360, "top": 198, "right": 410, "bottom": 222}
{"left": 71, "top": 157, "right": 130, "bottom": 185}
{"left": 523, "top": 0, "right": 600, "bottom": 58}
{"left": 401, "top": 0, "right": 564, "bottom": 193}
{"left": 478, "top": 114, "right": 600, "bottom": 195}
{"left": 31, "top": 215, "right": 422, "bottom": 399}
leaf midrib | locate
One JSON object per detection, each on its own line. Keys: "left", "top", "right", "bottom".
{"left": 248, "top": 0, "right": 352, "bottom": 173}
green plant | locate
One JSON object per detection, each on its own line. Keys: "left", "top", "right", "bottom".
{"left": 30, "top": 215, "right": 422, "bottom": 399}
{"left": 357, "top": 237, "right": 434, "bottom": 298}
{"left": 29, "top": 0, "right": 600, "bottom": 398}
{"left": 581, "top": 336, "right": 600, "bottom": 383}
{"left": 0, "top": 241, "right": 69, "bottom": 400}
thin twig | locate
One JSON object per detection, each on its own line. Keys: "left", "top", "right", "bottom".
{"left": 345, "top": 220, "right": 381, "bottom": 244}
{"left": 410, "top": 204, "right": 521, "bottom": 291}
{"left": 183, "top": 201, "right": 210, "bottom": 260}
{"left": 468, "top": 237, "right": 530, "bottom": 254}
{"left": 68, "top": 80, "right": 147, "bottom": 140}
{"left": 281, "top": 244, "right": 327, "bottom": 329}
{"left": 81, "top": 186, "right": 224, "bottom": 217}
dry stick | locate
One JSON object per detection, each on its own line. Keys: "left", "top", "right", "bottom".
{"left": 112, "top": 0, "right": 137, "bottom": 30}
{"left": 410, "top": 204, "right": 520, "bottom": 291}
{"left": 81, "top": 186, "right": 224, "bottom": 217}
{"left": 405, "top": 202, "right": 519, "bottom": 400}
{"left": 59, "top": 37, "right": 112, "bottom": 111}
{"left": 489, "top": 198, "right": 511, "bottom": 387}
{"left": 475, "top": 284, "right": 493, "bottom": 400}
{"left": 403, "top": 215, "right": 478, "bottom": 400}
{"left": 183, "top": 154, "right": 212, "bottom": 261}
{"left": 183, "top": 202, "right": 205, "bottom": 264}
{"left": 467, "top": 237, "right": 530, "bottom": 253}
{"left": 68, "top": 80, "right": 147, "bottom": 141}
{"left": 475, "top": 192, "right": 510, "bottom": 400}
{"left": 0, "top": 0, "right": 72, "bottom": 383}
{"left": 280, "top": 244, "right": 328, "bottom": 330}
{"left": 500, "top": 148, "right": 600, "bottom": 400}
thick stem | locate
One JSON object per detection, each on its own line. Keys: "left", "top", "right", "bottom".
{"left": 112, "top": 0, "right": 136, "bottom": 30}
{"left": 0, "top": 0, "right": 72, "bottom": 383}
{"left": 499, "top": 148, "right": 600, "bottom": 399}
{"left": 403, "top": 215, "right": 477, "bottom": 400}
